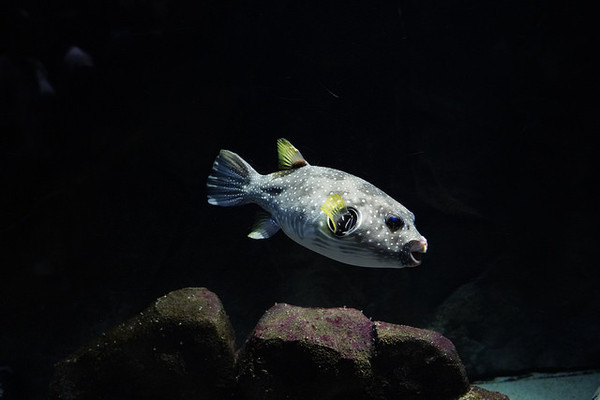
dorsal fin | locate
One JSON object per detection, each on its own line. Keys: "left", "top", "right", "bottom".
{"left": 277, "top": 138, "right": 309, "bottom": 170}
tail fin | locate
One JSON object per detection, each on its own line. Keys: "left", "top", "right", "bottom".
{"left": 207, "top": 150, "right": 258, "bottom": 206}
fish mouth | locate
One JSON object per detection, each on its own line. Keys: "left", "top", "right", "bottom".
{"left": 401, "top": 237, "right": 428, "bottom": 267}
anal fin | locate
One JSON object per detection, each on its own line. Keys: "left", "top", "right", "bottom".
{"left": 248, "top": 212, "right": 280, "bottom": 239}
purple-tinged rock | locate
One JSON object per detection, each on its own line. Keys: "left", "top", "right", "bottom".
{"left": 49, "top": 287, "right": 235, "bottom": 400}
{"left": 237, "top": 303, "right": 375, "bottom": 400}
{"left": 372, "top": 321, "right": 471, "bottom": 400}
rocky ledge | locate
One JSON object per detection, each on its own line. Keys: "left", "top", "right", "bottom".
{"left": 49, "top": 288, "right": 508, "bottom": 400}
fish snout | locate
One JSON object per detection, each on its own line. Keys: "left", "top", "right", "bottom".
{"left": 401, "top": 237, "right": 428, "bottom": 266}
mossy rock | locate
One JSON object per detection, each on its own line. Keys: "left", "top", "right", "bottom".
{"left": 460, "top": 386, "right": 510, "bottom": 400}
{"left": 371, "top": 321, "right": 471, "bottom": 400}
{"left": 49, "top": 287, "right": 235, "bottom": 400}
{"left": 237, "top": 303, "right": 375, "bottom": 400}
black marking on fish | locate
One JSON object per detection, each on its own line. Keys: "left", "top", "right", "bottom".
{"left": 262, "top": 186, "right": 284, "bottom": 196}
{"left": 292, "top": 160, "right": 307, "bottom": 168}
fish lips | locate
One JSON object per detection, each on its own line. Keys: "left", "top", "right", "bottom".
{"left": 400, "top": 237, "right": 428, "bottom": 267}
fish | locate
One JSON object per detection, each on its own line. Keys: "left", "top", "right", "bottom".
{"left": 206, "top": 138, "right": 428, "bottom": 268}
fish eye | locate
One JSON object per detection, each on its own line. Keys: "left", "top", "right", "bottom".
{"left": 327, "top": 207, "right": 359, "bottom": 237}
{"left": 385, "top": 214, "right": 404, "bottom": 232}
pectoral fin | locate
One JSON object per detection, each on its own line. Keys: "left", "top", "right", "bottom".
{"left": 248, "top": 212, "right": 281, "bottom": 239}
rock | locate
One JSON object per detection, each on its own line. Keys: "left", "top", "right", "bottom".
{"left": 48, "top": 294, "right": 509, "bottom": 400}
{"left": 237, "top": 303, "right": 375, "bottom": 400}
{"left": 430, "top": 264, "right": 600, "bottom": 379}
{"left": 460, "top": 386, "right": 510, "bottom": 400}
{"left": 0, "top": 366, "right": 15, "bottom": 400}
{"left": 49, "top": 287, "right": 235, "bottom": 400}
{"left": 372, "top": 321, "right": 470, "bottom": 400}
{"left": 428, "top": 274, "right": 544, "bottom": 378}
{"left": 237, "top": 303, "right": 479, "bottom": 400}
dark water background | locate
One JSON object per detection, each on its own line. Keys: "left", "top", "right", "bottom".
{"left": 1, "top": 1, "right": 597, "bottom": 398}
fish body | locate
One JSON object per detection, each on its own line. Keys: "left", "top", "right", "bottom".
{"left": 207, "top": 139, "right": 427, "bottom": 268}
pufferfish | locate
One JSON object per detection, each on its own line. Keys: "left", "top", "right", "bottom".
{"left": 207, "top": 138, "right": 428, "bottom": 268}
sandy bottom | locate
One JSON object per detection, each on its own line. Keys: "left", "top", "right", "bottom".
{"left": 475, "top": 370, "right": 600, "bottom": 400}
